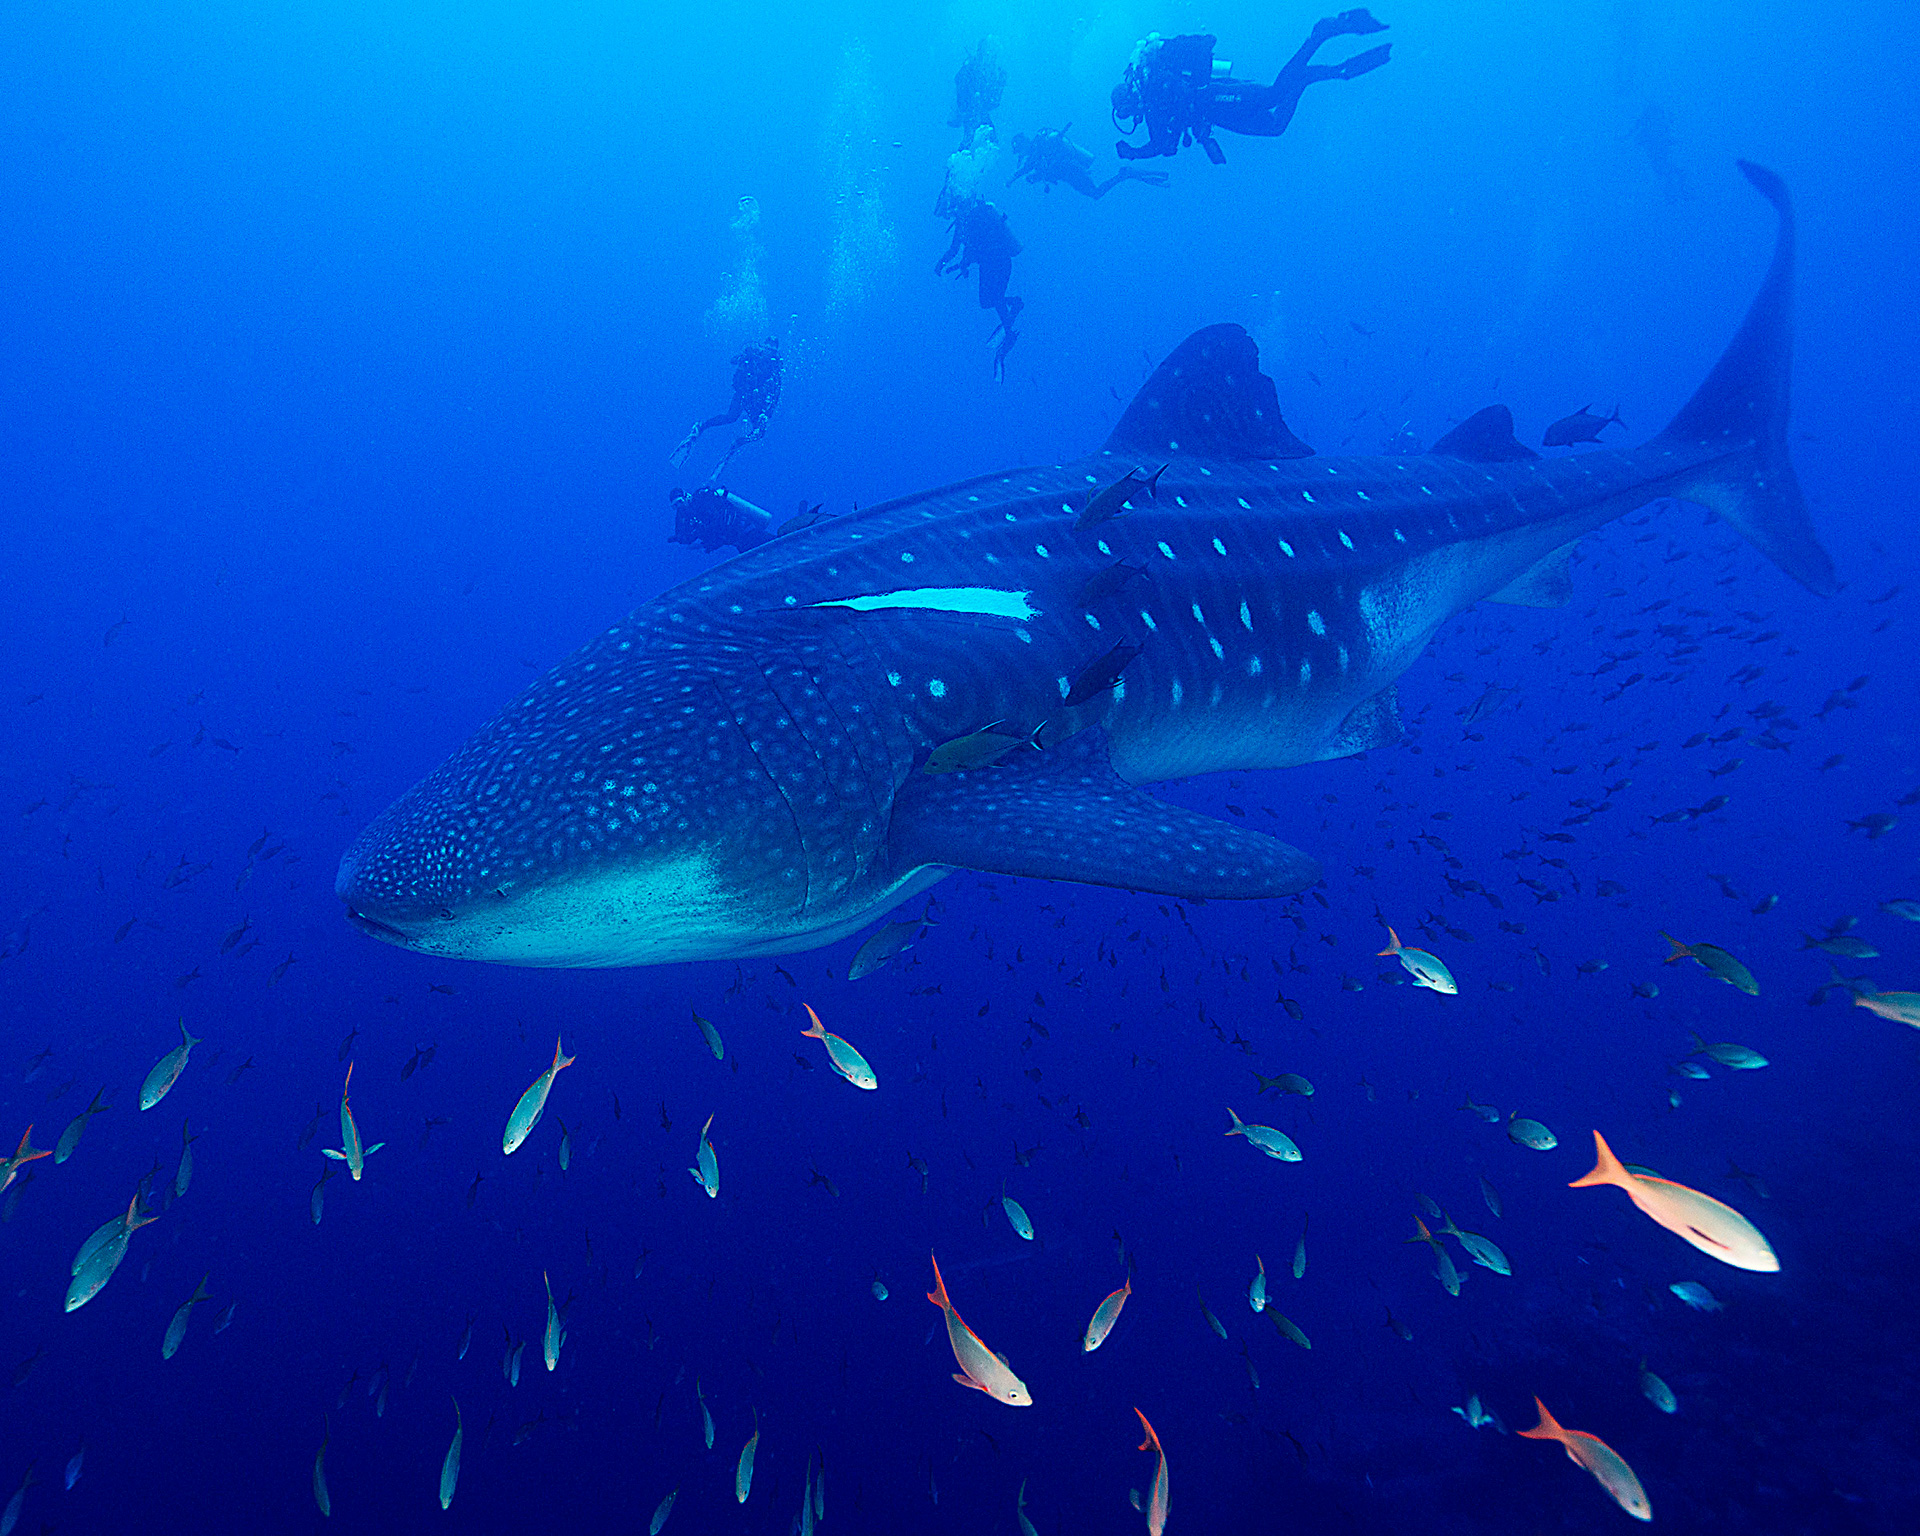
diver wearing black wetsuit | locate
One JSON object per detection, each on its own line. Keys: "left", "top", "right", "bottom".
{"left": 935, "top": 197, "right": 1024, "bottom": 380}
{"left": 1007, "top": 127, "right": 1169, "bottom": 199}
{"left": 1112, "top": 11, "right": 1390, "bottom": 166}
{"left": 667, "top": 485, "right": 774, "bottom": 554}
{"left": 950, "top": 38, "right": 1006, "bottom": 150}
{"left": 671, "top": 338, "right": 782, "bottom": 471}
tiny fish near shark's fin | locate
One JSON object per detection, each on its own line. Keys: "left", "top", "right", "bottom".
{"left": 1429, "top": 406, "right": 1540, "bottom": 463}
{"left": 1487, "top": 541, "right": 1577, "bottom": 607}
{"left": 888, "top": 730, "right": 1320, "bottom": 900}
{"left": 1107, "top": 324, "right": 1315, "bottom": 462}
{"left": 1653, "top": 160, "right": 1835, "bottom": 596}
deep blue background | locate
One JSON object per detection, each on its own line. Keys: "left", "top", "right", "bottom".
{"left": 1, "top": 1, "right": 1915, "bottom": 1531}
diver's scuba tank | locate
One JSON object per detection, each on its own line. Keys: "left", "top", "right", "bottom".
{"left": 1212, "top": 58, "right": 1232, "bottom": 77}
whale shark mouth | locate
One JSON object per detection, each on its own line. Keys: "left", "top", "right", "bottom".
{"left": 344, "top": 907, "right": 414, "bottom": 945}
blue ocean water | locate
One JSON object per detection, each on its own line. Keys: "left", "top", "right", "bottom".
{"left": 2, "top": 1, "right": 1916, "bottom": 1531}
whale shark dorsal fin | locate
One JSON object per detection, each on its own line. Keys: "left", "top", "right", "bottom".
{"left": 888, "top": 729, "right": 1320, "bottom": 900}
{"left": 1106, "top": 324, "right": 1314, "bottom": 461}
{"left": 1430, "top": 405, "right": 1540, "bottom": 462}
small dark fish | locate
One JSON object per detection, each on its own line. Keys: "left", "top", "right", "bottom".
{"left": 921, "top": 721, "right": 1042, "bottom": 776}
{"left": 220, "top": 917, "right": 251, "bottom": 954}
{"left": 1077, "top": 561, "right": 1149, "bottom": 610}
{"left": 850, "top": 915, "right": 931, "bottom": 980}
{"left": 1542, "top": 404, "right": 1624, "bottom": 447}
{"left": 114, "top": 918, "right": 137, "bottom": 944}
{"left": 12, "top": 1346, "right": 45, "bottom": 1386}
{"left": 1801, "top": 933, "right": 1877, "bottom": 959}
{"left": 1075, "top": 464, "right": 1167, "bottom": 531}
{"left": 1847, "top": 812, "right": 1897, "bottom": 839}
{"left": 1065, "top": 639, "right": 1142, "bottom": 708}
{"left": 1459, "top": 684, "right": 1517, "bottom": 724}
{"left": 775, "top": 501, "right": 830, "bottom": 538}
{"left": 267, "top": 953, "right": 297, "bottom": 987}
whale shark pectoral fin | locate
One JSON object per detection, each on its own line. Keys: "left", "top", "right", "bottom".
{"left": 887, "top": 729, "right": 1320, "bottom": 899}
{"left": 1320, "top": 685, "right": 1403, "bottom": 760}
{"left": 1487, "top": 542, "right": 1576, "bottom": 607}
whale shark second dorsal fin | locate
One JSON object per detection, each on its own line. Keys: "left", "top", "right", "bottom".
{"left": 1106, "top": 324, "right": 1314, "bottom": 462}
{"left": 888, "top": 728, "right": 1320, "bottom": 900}
{"left": 1430, "top": 405, "right": 1540, "bottom": 462}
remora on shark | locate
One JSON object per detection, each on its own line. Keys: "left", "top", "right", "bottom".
{"left": 339, "top": 162, "right": 1833, "bottom": 967}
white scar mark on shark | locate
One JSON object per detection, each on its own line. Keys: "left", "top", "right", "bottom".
{"left": 807, "top": 587, "right": 1041, "bottom": 621}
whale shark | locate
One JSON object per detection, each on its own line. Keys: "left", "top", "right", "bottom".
{"left": 338, "top": 162, "right": 1832, "bottom": 968}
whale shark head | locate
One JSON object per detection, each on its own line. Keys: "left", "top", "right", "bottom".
{"left": 334, "top": 619, "right": 916, "bottom": 967}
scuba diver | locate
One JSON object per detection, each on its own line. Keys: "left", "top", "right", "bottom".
{"left": 934, "top": 196, "right": 1024, "bottom": 381}
{"left": 1006, "top": 126, "right": 1169, "bottom": 199}
{"left": 1111, "top": 11, "right": 1390, "bottom": 165}
{"left": 667, "top": 485, "right": 774, "bottom": 554}
{"left": 949, "top": 38, "right": 1006, "bottom": 150}
{"left": 670, "top": 337, "right": 782, "bottom": 473}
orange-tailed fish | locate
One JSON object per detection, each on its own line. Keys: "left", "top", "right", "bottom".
{"left": 1660, "top": 932, "right": 1758, "bottom": 994}
{"left": 321, "top": 1064, "right": 385, "bottom": 1180}
{"left": 1570, "top": 1130, "right": 1778, "bottom": 1271}
{"left": 0, "top": 1126, "right": 51, "bottom": 1197}
{"left": 689, "top": 1114, "right": 719, "bottom": 1198}
{"left": 1133, "top": 1407, "right": 1169, "bottom": 1536}
{"left": 1519, "top": 1396, "right": 1651, "bottom": 1521}
{"left": 1224, "top": 1106, "right": 1300, "bottom": 1161}
{"left": 800, "top": 1005, "right": 877, "bottom": 1090}
{"left": 1082, "top": 1276, "right": 1132, "bottom": 1352}
{"left": 1855, "top": 990, "right": 1920, "bottom": 1027}
{"left": 927, "top": 1253, "right": 1032, "bottom": 1405}
{"left": 503, "top": 1034, "right": 574, "bottom": 1154}
{"left": 1377, "top": 925, "right": 1457, "bottom": 993}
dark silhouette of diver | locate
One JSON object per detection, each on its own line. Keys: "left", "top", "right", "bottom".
{"left": 935, "top": 196, "right": 1024, "bottom": 381}
{"left": 667, "top": 485, "right": 774, "bottom": 553}
{"left": 670, "top": 337, "right": 782, "bottom": 472}
{"left": 1112, "top": 11, "right": 1390, "bottom": 166}
{"left": 1007, "top": 126, "right": 1169, "bottom": 199}
{"left": 949, "top": 38, "right": 1006, "bottom": 150}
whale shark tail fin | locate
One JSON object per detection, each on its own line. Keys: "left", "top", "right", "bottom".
{"left": 1653, "top": 161, "right": 1835, "bottom": 596}
{"left": 888, "top": 729, "right": 1320, "bottom": 900}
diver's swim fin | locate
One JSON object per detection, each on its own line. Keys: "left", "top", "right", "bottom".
{"left": 1334, "top": 44, "right": 1391, "bottom": 79}
{"left": 993, "top": 328, "right": 1020, "bottom": 382}
{"left": 1316, "top": 8, "right": 1390, "bottom": 40}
